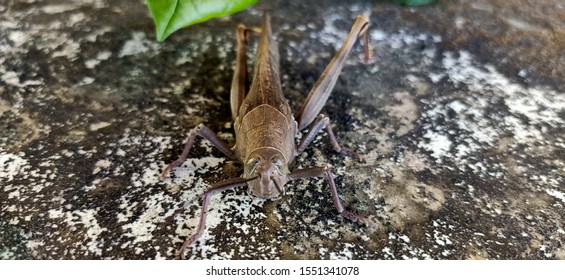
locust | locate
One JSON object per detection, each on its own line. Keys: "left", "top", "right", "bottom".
{"left": 162, "top": 13, "right": 370, "bottom": 259}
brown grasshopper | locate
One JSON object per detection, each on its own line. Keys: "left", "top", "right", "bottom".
{"left": 162, "top": 13, "right": 370, "bottom": 259}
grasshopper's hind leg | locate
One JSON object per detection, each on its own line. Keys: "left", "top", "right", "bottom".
{"left": 294, "top": 16, "right": 370, "bottom": 159}
{"left": 230, "top": 24, "right": 261, "bottom": 121}
{"left": 296, "top": 15, "right": 370, "bottom": 130}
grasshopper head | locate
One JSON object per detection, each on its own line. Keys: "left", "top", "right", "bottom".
{"left": 244, "top": 148, "right": 289, "bottom": 199}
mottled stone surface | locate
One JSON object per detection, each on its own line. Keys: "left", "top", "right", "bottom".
{"left": 1, "top": 0, "right": 563, "bottom": 259}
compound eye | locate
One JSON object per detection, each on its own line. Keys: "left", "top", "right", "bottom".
{"left": 271, "top": 157, "right": 284, "bottom": 172}
{"left": 246, "top": 157, "right": 260, "bottom": 173}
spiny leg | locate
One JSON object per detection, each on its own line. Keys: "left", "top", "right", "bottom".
{"left": 178, "top": 176, "right": 258, "bottom": 259}
{"left": 161, "top": 124, "right": 235, "bottom": 179}
{"left": 288, "top": 166, "right": 366, "bottom": 224}
{"left": 296, "top": 114, "right": 358, "bottom": 158}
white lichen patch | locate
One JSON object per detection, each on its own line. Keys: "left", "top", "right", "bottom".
{"left": 8, "top": 30, "right": 27, "bottom": 47}
{"left": 418, "top": 132, "right": 451, "bottom": 164}
{"left": 328, "top": 243, "right": 356, "bottom": 259}
{"left": 52, "top": 38, "right": 80, "bottom": 59}
{"left": 1, "top": 71, "right": 43, "bottom": 87}
{"left": 41, "top": 4, "right": 80, "bottom": 14}
{"left": 85, "top": 50, "right": 112, "bottom": 69}
{"left": 1, "top": 150, "right": 112, "bottom": 257}
{"left": 77, "top": 76, "right": 95, "bottom": 85}
{"left": 546, "top": 189, "right": 565, "bottom": 204}
{"left": 89, "top": 121, "right": 112, "bottom": 131}
{"left": 122, "top": 193, "right": 174, "bottom": 244}
{"left": 44, "top": 208, "right": 108, "bottom": 257}
{"left": 74, "top": 209, "right": 108, "bottom": 256}
{"left": 118, "top": 32, "right": 160, "bottom": 58}
{"left": 416, "top": 50, "right": 564, "bottom": 180}
{"left": 92, "top": 159, "right": 111, "bottom": 174}
{"left": 0, "top": 151, "right": 28, "bottom": 182}
{"left": 384, "top": 232, "right": 434, "bottom": 260}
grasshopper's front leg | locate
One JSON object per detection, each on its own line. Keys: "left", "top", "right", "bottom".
{"left": 288, "top": 167, "right": 367, "bottom": 224}
{"left": 178, "top": 176, "right": 258, "bottom": 259}
{"left": 161, "top": 124, "right": 235, "bottom": 178}
{"left": 297, "top": 114, "right": 358, "bottom": 158}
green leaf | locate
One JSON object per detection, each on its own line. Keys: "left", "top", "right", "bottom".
{"left": 146, "top": 0, "right": 258, "bottom": 42}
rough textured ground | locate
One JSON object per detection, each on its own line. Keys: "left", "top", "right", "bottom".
{"left": 0, "top": 0, "right": 563, "bottom": 259}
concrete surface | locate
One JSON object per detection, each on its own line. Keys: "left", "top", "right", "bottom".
{"left": 0, "top": 0, "right": 563, "bottom": 259}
